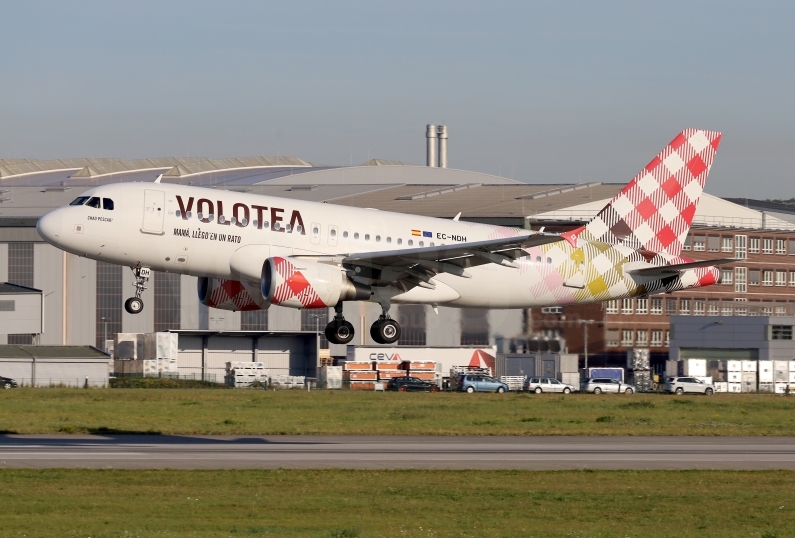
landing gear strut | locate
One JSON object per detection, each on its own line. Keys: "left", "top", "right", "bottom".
{"left": 325, "top": 303, "right": 355, "bottom": 345}
{"left": 124, "top": 266, "right": 150, "bottom": 315}
{"left": 370, "top": 305, "right": 401, "bottom": 345}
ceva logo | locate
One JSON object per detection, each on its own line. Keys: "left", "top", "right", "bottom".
{"left": 369, "top": 352, "right": 402, "bottom": 361}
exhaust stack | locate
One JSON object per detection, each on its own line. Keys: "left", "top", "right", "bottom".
{"left": 426, "top": 124, "right": 438, "bottom": 167}
{"left": 437, "top": 125, "right": 448, "bottom": 168}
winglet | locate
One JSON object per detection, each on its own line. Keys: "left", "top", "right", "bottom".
{"left": 453, "top": 212, "right": 461, "bottom": 221}
{"left": 154, "top": 174, "right": 163, "bottom": 183}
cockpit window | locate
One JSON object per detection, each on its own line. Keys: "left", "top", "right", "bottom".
{"left": 86, "top": 197, "right": 101, "bottom": 208}
{"left": 103, "top": 198, "right": 114, "bottom": 210}
{"left": 70, "top": 196, "right": 90, "bottom": 206}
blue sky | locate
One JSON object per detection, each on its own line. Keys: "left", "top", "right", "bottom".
{"left": 0, "top": 1, "right": 792, "bottom": 197}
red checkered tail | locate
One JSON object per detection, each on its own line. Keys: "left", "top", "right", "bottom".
{"left": 573, "top": 129, "right": 722, "bottom": 258}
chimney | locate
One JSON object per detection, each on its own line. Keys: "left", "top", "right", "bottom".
{"left": 426, "top": 124, "right": 438, "bottom": 167}
{"left": 437, "top": 125, "right": 448, "bottom": 168}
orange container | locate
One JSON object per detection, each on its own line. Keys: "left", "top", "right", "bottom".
{"left": 374, "top": 362, "right": 402, "bottom": 371}
{"left": 346, "top": 371, "right": 378, "bottom": 381}
{"left": 411, "top": 372, "right": 436, "bottom": 380}
{"left": 378, "top": 371, "right": 408, "bottom": 380}
{"left": 408, "top": 362, "right": 436, "bottom": 371}
{"left": 350, "top": 382, "right": 375, "bottom": 391}
{"left": 344, "top": 362, "right": 373, "bottom": 371}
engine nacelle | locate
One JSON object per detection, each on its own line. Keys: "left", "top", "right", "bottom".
{"left": 261, "top": 257, "right": 370, "bottom": 309}
{"left": 198, "top": 277, "right": 268, "bottom": 311}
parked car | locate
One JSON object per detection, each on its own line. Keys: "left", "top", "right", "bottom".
{"left": 665, "top": 376, "right": 714, "bottom": 395}
{"left": 457, "top": 374, "right": 509, "bottom": 393}
{"left": 524, "top": 377, "right": 575, "bottom": 394}
{"left": 581, "top": 377, "right": 635, "bottom": 394}
{"left": 386, "top": 376, "right": 440, "bottom": 392}
{"left": 1, "top": 376, "right": 18, "bottom": 389}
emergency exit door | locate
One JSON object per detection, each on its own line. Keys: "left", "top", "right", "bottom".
{"left": 141, "top": 190, "right": 165, "bottom": 234}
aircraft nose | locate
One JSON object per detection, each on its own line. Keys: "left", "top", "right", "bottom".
{"left": 37, "top": 209, "right": 63, "bottom": 244}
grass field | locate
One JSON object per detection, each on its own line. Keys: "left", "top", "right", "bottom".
{"left": 2, "top": 389, "right": 795, "bottom": 436}
{"left": 0, "top": 469, "right": 792, "bottom": 537}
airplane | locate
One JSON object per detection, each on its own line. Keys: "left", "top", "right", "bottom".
{"left": 36, "top": 128, "right": 734, "bottom": 346}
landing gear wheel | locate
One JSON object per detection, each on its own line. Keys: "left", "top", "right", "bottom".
{"left": 124, "top": 297, "right": 144, "bottom": 314}
{"left": 325, "top": 319, "right": 355, "bottom": 345}
{"left": 370, "top": 318, "right": 401, "bottom": 345}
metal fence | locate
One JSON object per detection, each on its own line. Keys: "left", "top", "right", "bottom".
{"left": 111, "top": 372, "right": 218, "bottom": 382}
{"left": 10, "top": 378, "right": 108, "bottom": 388}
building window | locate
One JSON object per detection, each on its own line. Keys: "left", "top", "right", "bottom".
{"left": 790, "top": 272, "right": 795, "bottom": 287}
{"left": 721, "top": 237, "right": 733, "bottom": 253}
{"left": 777, "top": 239, "right": 787, "bottom": 255}
{"left": 762, "top": 303, "right": 773, "bottom": 316}
{"left": 749, "top": 238, "right": 760, "bottom": 254}
{"left": 96, "top": 261, "right": 122, "bottom": 350}
{"left": 8, "top": 243, "right": 34, "bottom": 287}
{"left": 789, "top": 240, "right": 795, "bottom": 255}
{"left": 735, "top": 267, "right": 747, "bottom": 293}
{"left": 682, "top": 236, "right": 692, "bottom": 251}
{"left": 707, "top": 301, "right": 719, "bottom": 315}
{"left": 636, "top": 298, "right": 648, "bottom": 314}
{"left": 665, "top": 331, "right": 670, "bottom": 346}
{"left": 651, "top": 298, "right": 662, "bottom": 315}
{"left": 771, "top": 325, "right": 793, "bottom": 340}
{"left": 776, "top": 271, "right": 787, "bottom": 287}
{"left": 693, "top": 236, "right": 706, "bottom": 252}
{"left": 693, "top": 300, "right": 705, "bottom": 316}
{"left": 749, "top": 269, "right": 760, "bottom": 286}
{"left": 763, "top": 239, "right": 774, "bottom": 254}
{"left": 621, "top": 299, "right": 633, "bottom": 315}
{"left": 665, "top": 298, "right": 677, "bottom": 315}
{"left": 606, "top": 329, "right": 619, "bottom": 347}
{"left": 241, "top": 310, "right": 268, "bottom": 331}
{"left": 722, "top": 302, "right": 733, "bottom": 316}
{"left": 651, "top": 330, "right": 663, "bottom": 347}
{"left": 707, "top": 236, "right": 720, "bottom": 252}
{"left": 460, "top": 309, "right": 489, "bottom": 345}
{"left": 720, "top": 269, "right": 733, "bottom": 285}
{"left": 762, "top": 270, "right": 774, "bottom": 286}
{"left": 153, "top": 272, "right": 181, "bottom": 332}
{"left": 735, "top": 235, "right": 747, "bottom": 259}
{"left": 397, "top": 304, "right": 427, "bottom": 346}
{"left": 636, "top": 330, "right": 648, "bottom": 346}
{"left": 541, "top": 306, "right": 564, "bottom": 314}
{"left": 775, "top": 304, "right": 787, "bottom": 317}
{"left": 680, "top": 299, "right": 690, "bottom": 315}
{"left": 605, "top": 300, "right": 618, "bottom": 314}
{"left": 735, "top": 298, "right": 747, "bottom": 316}
{"left": 621, "top": 330, "right": 633, "bottom": 346}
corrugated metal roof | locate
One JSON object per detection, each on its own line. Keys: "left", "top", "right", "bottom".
{"left": 0, "top": 282, "right": 41, "bottom": 294}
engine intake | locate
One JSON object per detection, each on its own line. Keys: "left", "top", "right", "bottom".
{"left": 261, "top": 257, "right": 370, "bottom": 309}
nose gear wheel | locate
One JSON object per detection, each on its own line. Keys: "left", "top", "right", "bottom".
{"left": 124, "top": 266, "right": 150, "bottom": 314}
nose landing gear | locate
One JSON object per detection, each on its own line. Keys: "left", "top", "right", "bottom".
{"left": 124, "top": 266, "right": 150, "bottom": 314}
{"left": 325, "top": 303, "right": 355, "bottom": 345}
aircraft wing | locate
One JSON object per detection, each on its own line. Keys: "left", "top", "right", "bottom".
{"left": 626, "top": 258, "right": 736, "bottom": 276}
{"left": 336, "top": 233, "right": 562, "bottom": 290}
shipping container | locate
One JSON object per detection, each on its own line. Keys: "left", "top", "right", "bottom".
{"left": 742, "top": 373, "right": 757, "bottom": 392}
{"left": 349, "top": 382, "right": 375, "bottom": 391}
{"left": 411, "top": 372, "right": 436, "bottom": 381}
{"left": 678, "top": 359, "right": 707, "bottom": 377}
{"left": 759, "top": 382, "right": 774, "bottom": 393}
{"left": 374, "top": 362, "right": 402, "bottom": 371}
{"left": 742, "top": 361, "right": 757, "bottom": 373}
{"left": 706, "top": 360, "right": 727, "bottom": 382}
{"left": 405, "top": 362, "right": 437, "bottom": 371}
{"left": 694, "top": 376, "right": 713, "bottom": 385}
{"left": 344, "top": 362, "right": 374, "bottom": 371}
{"left": 345, "top": 371, "right": 378, "bottom": 381}
{"left": 713, "top": 382, "right": 728, "bottom": 393}
{"left": 558, "top": 372, "right": 581, "bottom": 388}
{"left": 347, "top": 345, "right": 496, "bottom": 377}
{"left": 758, "top": 361, "right": 774, "bottom": 383}
{"left": 790, "top": 371, "right": 795, "bottom": 384}
{"left": 727, "top": 360, "right": 742, "bottom": 373}
{"left": 727, "top": 371, "right": 742, "bottom": 383}
{"left": 378, "top": 371, "right": 408, "bottom": 380}
{"left": 773, "top": 361, "right": 790, "bottom": 383}
{"left": 728, "top": 383, "right": 742, "bottom": 393}
{"left": 774, "top": 383, "right": 790, "bottom": 395}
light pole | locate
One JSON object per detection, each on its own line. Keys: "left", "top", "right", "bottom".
{"left": 101, "top": 316, "right": 108, "bottom": 353}
{"left": 307, "top": 311, "right": 326, "bottom": 381}
{"left": 576, "top": 320, "right": 598, "bottom": 370}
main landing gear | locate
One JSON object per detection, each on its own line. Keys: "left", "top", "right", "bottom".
{"left": 124, "top": 266, "right": 150, "bottom": 315}
{"left": 324, "top": 303, "right": 402, "bottom": 345}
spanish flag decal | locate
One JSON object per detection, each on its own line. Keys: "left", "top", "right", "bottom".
{"left": 411, "top": 230, "right": 422, "bottom": 236}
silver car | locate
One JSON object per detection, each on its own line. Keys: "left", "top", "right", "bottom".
{"left": 524, "top": 377, "right": 575, "bottom": 394}
{"left": 665, "top": 377, "right": 714, "bottom": 395}
{"left": 581, "top": 377, "right": 635, "bottom": 394}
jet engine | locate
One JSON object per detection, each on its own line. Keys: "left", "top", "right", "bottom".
{"left": 261, "top": 257, "right": 370, "bottom": 309}
{"left": 198, "top": 277, "right": 268, "bottom": 311}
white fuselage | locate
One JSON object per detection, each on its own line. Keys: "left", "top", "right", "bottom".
{"left": 36, "top": 182, "right": 618, "bottom": 309}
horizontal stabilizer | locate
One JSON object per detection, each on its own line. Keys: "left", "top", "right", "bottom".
{"left": 626, "top": 258, "right": 736, "bottom": 276}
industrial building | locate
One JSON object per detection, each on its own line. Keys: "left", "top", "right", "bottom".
{"left": 2, "top": 125, "right": 795, "bottom": 374}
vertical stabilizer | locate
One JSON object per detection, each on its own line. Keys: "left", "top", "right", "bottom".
{"left": 573, "top": 129, "right": 722, "bottom": 258}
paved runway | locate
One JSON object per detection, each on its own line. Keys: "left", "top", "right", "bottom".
{"left": 1, "top": 435, "right": 795, "bottom": 470}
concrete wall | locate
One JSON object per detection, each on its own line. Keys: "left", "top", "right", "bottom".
{"left": 65, "top": 254, "right": 96, "bottom": 345}
{"left": 34, "top": 244, "right": 64, "bottom": 344}
{"left": 0, "top": 356, "right": 109, "bottom": 387}
{"left": 180, "top": 275, "right": 200, "bottom": 330}
{"left": 0, "top": 293, "right": 41, "bottom": 334}
{"left": 0, "top": 244, "right": 7, "bottom": 344}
